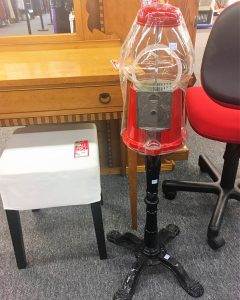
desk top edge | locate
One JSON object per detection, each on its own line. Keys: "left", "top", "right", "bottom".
{"left": 0, "top": 40, "right": 122, "bottom": 88}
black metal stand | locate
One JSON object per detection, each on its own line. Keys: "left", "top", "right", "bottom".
{"left": 162, "top": 143, "right": 240, "bottom": 250}
{"left": 23, "top": 0, "right": 32, "bottom": 34}
{"left": 107, "top": 156, "right": 204, "bottom": 300}
{"left": 48, "top": 0, "right": 53, "bottom": 25}
{"left": 38, "top": 12, "right": 49, "bottom": 31}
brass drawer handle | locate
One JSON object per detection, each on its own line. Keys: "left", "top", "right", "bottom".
{"left": 99, "top": 93, "right": 111, "bottom": 104}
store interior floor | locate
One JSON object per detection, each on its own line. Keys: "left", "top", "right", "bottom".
{"left": 0, "top": 14, "right": 53, "bottom": 36}
{"left": 0, "top": 28, "right": 239, "bottom": 300}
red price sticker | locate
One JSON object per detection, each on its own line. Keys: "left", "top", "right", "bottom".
{"left": 74, "top": 140, "right": 89, "bottom": 158}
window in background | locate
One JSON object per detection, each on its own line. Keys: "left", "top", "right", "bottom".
{"left": 0, "top": 0, "right": 75, "bottom": 35}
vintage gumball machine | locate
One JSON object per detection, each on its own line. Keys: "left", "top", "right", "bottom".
{"left": 120, "top": 1, "right": 194, "bottom": 156}
{"left": 107, "top": 2, "right": 204, "bottom": 300}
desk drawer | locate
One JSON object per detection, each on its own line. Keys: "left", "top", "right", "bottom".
{"left": 0, "top": 85, "right": 122, "bottom": 116}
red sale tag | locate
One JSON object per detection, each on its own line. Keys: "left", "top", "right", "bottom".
{"left": 74, "top": 140, "right": 89, "bottom": 158}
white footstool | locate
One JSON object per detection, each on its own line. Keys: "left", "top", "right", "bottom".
{"left": 0, "top": 123, "right": 107, "bottom": 269}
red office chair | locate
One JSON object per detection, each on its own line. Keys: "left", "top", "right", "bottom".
{"left": 162, "top": 1, "right": 240, "bottom": 250}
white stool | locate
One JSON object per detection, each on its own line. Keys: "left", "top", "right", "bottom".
{"left": 0, "top": 123, "right": 107, "bottom": 269}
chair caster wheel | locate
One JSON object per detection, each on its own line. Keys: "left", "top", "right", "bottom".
{"left": 208, "top": 236, "right": 225, "bottom": 250}
{"left": 164, "top": 191, "right": 177, "bottom": 200}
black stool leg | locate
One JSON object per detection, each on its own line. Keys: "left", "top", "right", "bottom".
{"left": 5, "top": 210, "right": 27, "bottom": 269}
{"left": 91, "top": 201, "right": 107, "bottom": 260}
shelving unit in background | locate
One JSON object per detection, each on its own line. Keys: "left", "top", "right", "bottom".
{"left": 197, "top": 0, "right": 215, "bottom": 28}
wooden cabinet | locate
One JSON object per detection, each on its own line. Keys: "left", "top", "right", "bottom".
{"left": 82, "top": 0, "right": 199, "bottom": 44}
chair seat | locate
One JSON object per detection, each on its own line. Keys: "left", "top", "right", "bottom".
{"left": 186, "top": 87, "right": 240, "bottom": 144}
{"left": 0, "top": 123, "right": 101, "bottom": 210}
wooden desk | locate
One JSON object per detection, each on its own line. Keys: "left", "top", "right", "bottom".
{"left": 0, "top": 41, "right": 121, "bottom": 100}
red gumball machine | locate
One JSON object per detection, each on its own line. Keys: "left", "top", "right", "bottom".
{"left": 107, "top": 3, "right": 204, "bottom": 300}
{"left": 120, "top": 2, "right": 194, "bottom": 156}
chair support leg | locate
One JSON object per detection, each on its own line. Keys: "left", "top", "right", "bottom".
{"left": 198, "top": 155, "right": 220, "bottom": 182}
{"left": 91, "top": 201, "right": 107, "bottom": 260}
{"left": 230, "top": 190, "right": 240, "bottom": 201}
{"left": 208, "top": 192, "right": 229, "bottom": 238}
{"left": 5, "top": 210, "right": 27, "bottom": 269}
{"left": 162, "top": 180, "right": 219, "bottom": 199}
{"left": 207, "top": 192, "right": 229, "bottom": 249}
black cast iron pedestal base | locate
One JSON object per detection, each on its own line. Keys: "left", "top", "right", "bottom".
{"left": 107, "top": 224, "right": 204, "bottom": 300}
{"left": 108, "top": 156, "right": 204, "bottom": 299}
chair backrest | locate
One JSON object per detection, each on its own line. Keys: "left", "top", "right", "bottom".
{"left": 201, "top": 1, "right": 240, "bottom": 108}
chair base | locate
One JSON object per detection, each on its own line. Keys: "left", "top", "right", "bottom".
{"left": 5, "top": 200, "right": 107, "bottom": 269}
{"left": 162, "top": 144, "right": 240, "bottom": 250}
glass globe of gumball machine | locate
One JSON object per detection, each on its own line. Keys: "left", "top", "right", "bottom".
{"left": 107, "top": 2, "right": 204, "bottom": 300}
{"left": 120, "top": 2, "right": 194, "bottom": 155}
